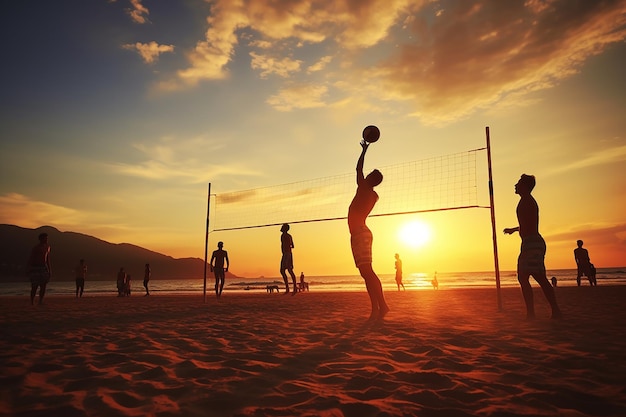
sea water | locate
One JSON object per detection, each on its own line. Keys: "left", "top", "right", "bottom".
{"left": 1, "top": 268, "right": 624, "bottom": 297}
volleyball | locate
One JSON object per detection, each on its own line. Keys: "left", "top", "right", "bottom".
{"left": 362, "top": 125, "right": 380, "bottom": 143}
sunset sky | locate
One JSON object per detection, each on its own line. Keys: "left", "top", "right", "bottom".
{"left": 1, "top": 0, "right": 624, "bottom": 278}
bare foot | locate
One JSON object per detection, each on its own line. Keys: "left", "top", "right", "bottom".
{"left": 378, "top": 305, "right": 390, "bottom": 321}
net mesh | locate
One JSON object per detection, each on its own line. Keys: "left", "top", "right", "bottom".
{"left": 213, "top": 149, "right": 483, "bottom": 231}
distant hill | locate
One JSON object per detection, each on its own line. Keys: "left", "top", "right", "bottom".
{"left": 0, "top": 224, "right": 238, "bottom": 282}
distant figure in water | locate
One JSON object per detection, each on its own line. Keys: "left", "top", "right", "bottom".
{"left": 394, "top": 253, "right": 405, "bottom": 291}
{"left": 348, "top": 139, "right": 389, "bottom": 321}
{"left": 117, "top": 267, "right": 126, "bottom": 297}
{"left": 299, "top": 271, "right": 309, "bottom": 291}
{"left": 28, "top": 232, "right": 52, "bottom": 305}
{"left": 504, "top": 174, "right": 561, "bottom": 319}
{"left": 574, "top": 240, "right": 597, "bottom": 286}
{"left": 125, "top": 274, "right": 132, "bottom": 296}
{"left": 431, "top": 272, "right": 439, "bottom": 290}
{"left": 551, "top": 276, "right": 557, "bottom": 287}
{"left": 75, "top": 258, "right": 87, "bottom": 298}
{"left": 280, "top": 224, "right": 297, "bottom": 295}
{"left": 143, "top": 263, "right": 151, "bottom": 296}
{"left": 210, "top": 241, "right": 229, "bottom": 298}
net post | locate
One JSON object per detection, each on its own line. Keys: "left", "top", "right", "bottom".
{"left": 486, "top": 127, "right": 503, "bottom": 311}
{"left": 203, "top": 183, "right": 211, "bottom": 304}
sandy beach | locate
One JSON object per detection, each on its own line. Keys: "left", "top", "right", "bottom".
{"left": 2, "top": 286, "right": 625, "bottom": 417}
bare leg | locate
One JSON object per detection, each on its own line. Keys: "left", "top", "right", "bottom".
{"left": 39, "top": 283, "right": 47, "bottom": 305}
{"left": 281, "top": 270, "right": 290, "bottom": 293}
{"left": 518, "top": 273, "right": 535, "bottom": 318}
{"left": 533, "top": 273, "right": 562, "bottom": 319}
{"left": 289, "top": 269, "right": 297, "bottom": 295}
{"left": 359, "top": 264, "right": 389, "bottom": 321}
{"left": 219, "top": 277, "right": 225, "bottom": 297}
{"left": 30, "top": 284, "right": 38, "bottom": 305}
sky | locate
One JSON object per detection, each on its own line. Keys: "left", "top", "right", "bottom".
{"left": 1, "top": 0, "right": 625, "bottom": 279}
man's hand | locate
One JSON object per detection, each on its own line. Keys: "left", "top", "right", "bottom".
{"left": 503, "top": 227, "right": 518, "bottom": 235}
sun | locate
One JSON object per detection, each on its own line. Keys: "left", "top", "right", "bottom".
{"left": 398, "top": 221, "right": 432, "bottom": 248}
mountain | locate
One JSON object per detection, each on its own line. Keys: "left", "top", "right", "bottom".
{"left": 0, "top": 224, "right": 237, "bottom": 282}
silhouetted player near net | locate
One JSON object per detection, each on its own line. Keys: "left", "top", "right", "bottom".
{"left": 349, "top": 138, "right": 389, "bottom": 321}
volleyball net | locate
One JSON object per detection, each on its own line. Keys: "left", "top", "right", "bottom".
{"left": 212, "top": 148, "right": 487, "bottom": 232}
{"left": 205, "top": 127, "right": 502, "bottom": 309}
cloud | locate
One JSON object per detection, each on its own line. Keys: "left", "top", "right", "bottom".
{"left": 169, "top": 0, "right": 413, "bottom": 87}
{"left": 126, "top": 0, "right": 150, "bottom": 24}
{"left": 549, "top": 144, "right": 626, "bottom": 175}
{"left": 110, "top": 136, "right": 260, "bottom": 183}
{"left": 307, "top": 56, "right": 333, "bottom": 73}
{"left": 266, "top": 83, "right": 329, "bottom": 111}
{"left": 0, "top": 193, "right": 85, "bottom": 229}
{"left": 161, "top": 0, "right": 625, "bottom": 124}
{"left": 378, "top": 0, "right": 626, "bottom": 123}
{"left": 122, "top": 41, "right": 174, "bottom": 64}
{"left": 250, "top": 52, "right": 302, "bottom": 78}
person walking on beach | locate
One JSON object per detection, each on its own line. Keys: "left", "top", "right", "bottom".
{"left": 75, "top": 259, "right": 87, "bottom": 298}
{"left": 349, "top": 139, "right": 389, "bottom": 321}
{"left": 210, "top": 241, "right": 229, "bottom": 298}
{"left": 394, "top": 253, "right": 405, "bottom": 291}
{"left": 504, "top": 174, "right": 561, "bottom": 319}
{"left": 28, "top": 232, "right": 52, "bottom": 305}
{"left": 117, "top": 267, "right": 126, "bottom": 297}
{"left": 143, "top": 263, "right": 151, "bottom": 296}
{"left": 280, "top": 223, "right": 297, "bottom": 294}
{"left": 574, "top": 240, "right": 597, "bottom": 286}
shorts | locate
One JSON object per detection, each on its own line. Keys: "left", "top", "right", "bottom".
{"left": 518, "top": 234, "right": 546, "bottom": 276}
{"left": 281, "top": 252, "right": 294, "bottom": 270}
{"left": 29, "top": 266, "right": 50, "bottom": 286}
{"left": 577, "top": 264, "right": 593, "bottom": 277}
{"left": 350, "top": 226, "right": 373, "bottom": 268}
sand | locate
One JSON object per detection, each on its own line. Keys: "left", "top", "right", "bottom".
{"left": 1, "top": 286, "right": 625, "bottom": 417}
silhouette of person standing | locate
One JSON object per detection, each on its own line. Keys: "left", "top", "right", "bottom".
{"left": 394, "top": 253, "right": 405, "bottom": 291}
{"left": 28, "top": 232, "right": 52, "bottom": 305}
{"left": 117, "top": 267, "right": 126, "bottom": 297}
{"left": 504, "top": 174, "right": 561, "bottom": 319}
{"left": 574, "top": 240, "right": 596, "bottom": 286}
{"left": 349, "top": 139, "right": 389, "bottom": 321}
{"left": 75, "top": 259, "right": 87, "bottom": 298}
{"left": 143, "top": 263, "right": 151, "bottom": 296}
{"left": 210, "top": 241, "right": 229, "bottom": 298}
{"left": 280, "top": 224, "right": 297, "bottom": 294}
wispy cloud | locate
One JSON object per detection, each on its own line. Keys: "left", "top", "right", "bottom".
{"left": 160, "top": 0, "right": 625, "bottom": 122}
{"left": 126, "top": 0, "right": 150, "bottom": 24}
{"left": 0, "top": 193, "right": 86, "bottom": 229}
{"left": 266, "top": 83, "right": 329, "bottom": 111}
{"left": 549, "top": 144, "right": 626, "bottom": 175}
{"left": 122, "top": 41, "right": 174, "bottom": 64}
{"left": 109, "top": 136, "right": 260, "bottom": 183}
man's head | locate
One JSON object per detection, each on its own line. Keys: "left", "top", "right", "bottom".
{"left": 217, "top": 241, "right": 224, "bottom": 248}
{"left": 281, "top": 223, "right": 290, "bottom": 232}
{"left": 515, "top": 174, "right": 535, "bottom": 195}
{"left": 38, "top": 233, "right": 48, "bottom": 243}
{"left": 366, "top": 169, "right": 383, "bottom": 187}
{"left": 577, "top": 240, "right": 583, "bottom": 247}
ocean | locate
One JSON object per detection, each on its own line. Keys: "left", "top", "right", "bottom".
{"left": 1, "top": 267, "right": 624, "bottom": 297}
